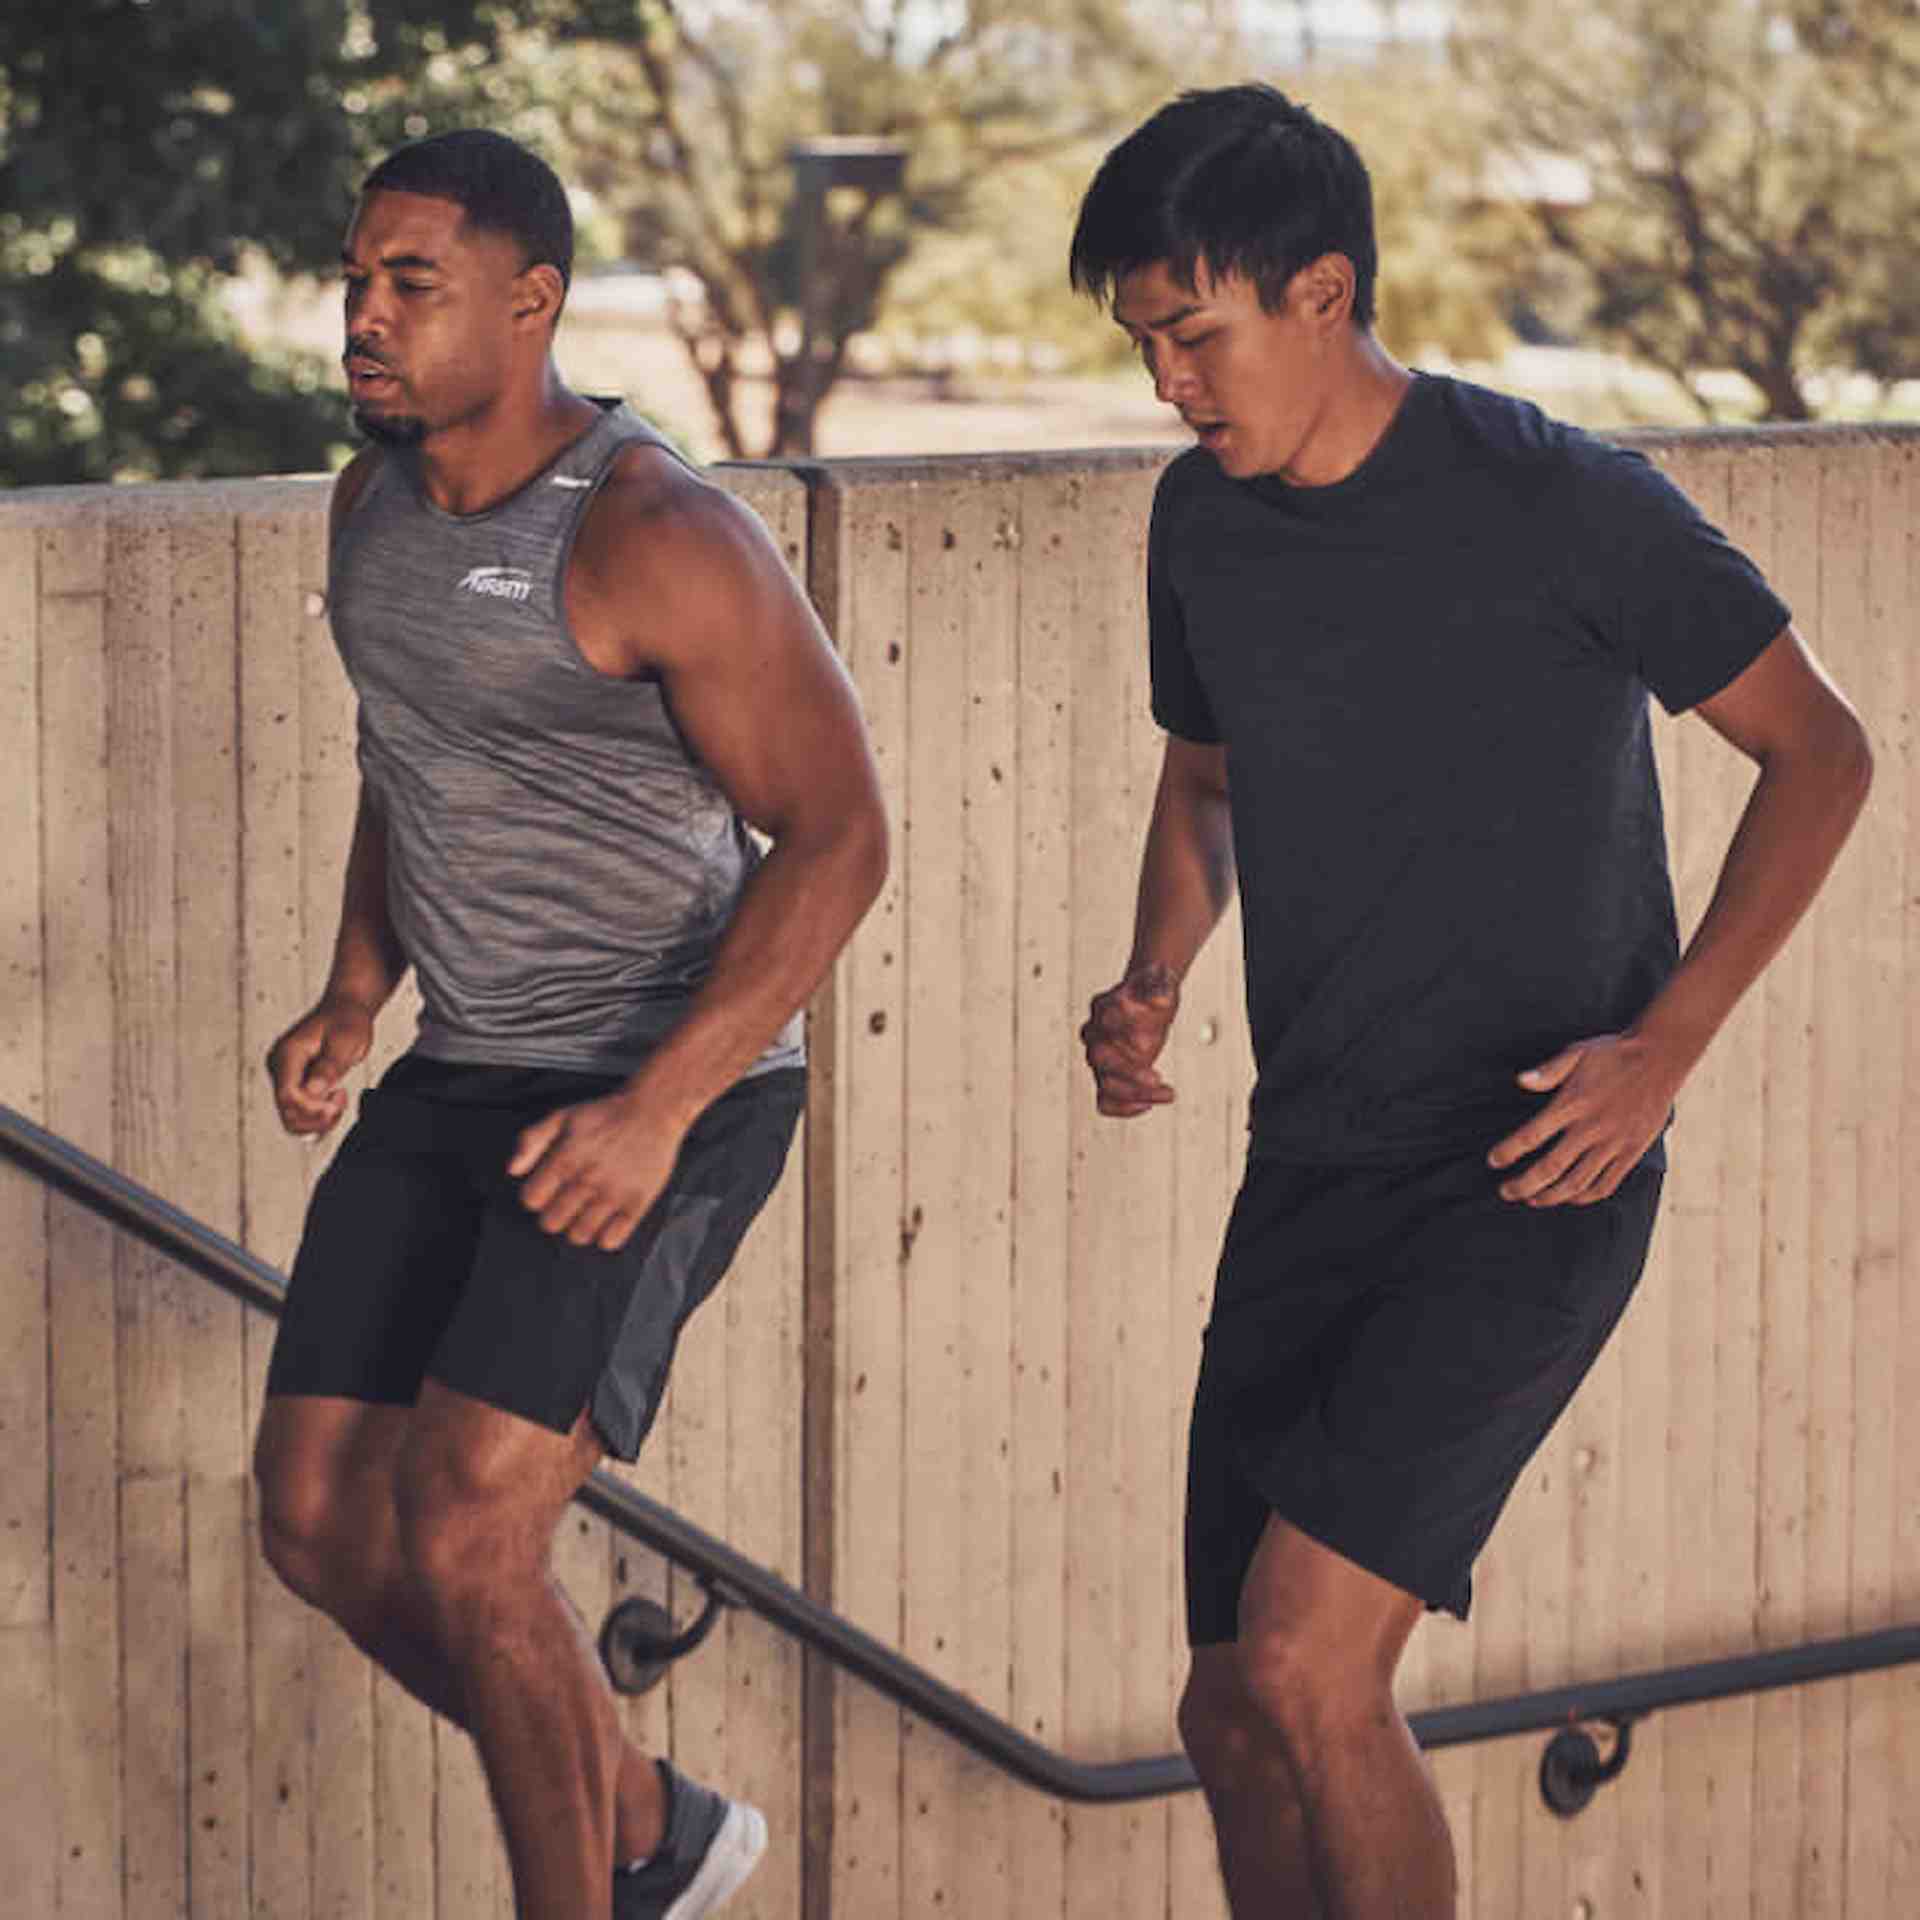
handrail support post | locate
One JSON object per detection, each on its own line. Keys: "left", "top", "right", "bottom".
{"left": 1540, "top": 1714, "right": 1637, "bottom": 1819}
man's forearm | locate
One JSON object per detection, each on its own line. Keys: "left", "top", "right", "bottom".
{"left": 621, "top": 816, "right": 888, "bottom": 1127}
{"left": 1634, "top": 733, "right": 1873, "bottom": 1072}
{"left": 323, "top": 785, "right": 409, "bottom": 1012}
{"left": 1126, "top": 777, "right": 1237, "bottom": 984}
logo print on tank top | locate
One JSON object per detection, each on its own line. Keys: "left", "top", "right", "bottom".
{"left": 457, "top": 565, "right": 535, "bottom": 602}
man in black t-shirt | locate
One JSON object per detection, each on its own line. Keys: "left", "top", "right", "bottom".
{"left": 1071, "top": 85, "right": 1872, "bottom": 1919}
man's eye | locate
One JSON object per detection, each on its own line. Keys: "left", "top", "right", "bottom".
{"left": 397, "top": 280, "right": 435, "bottom": 295}
{"left": 1170, "top": 332, "right": 1211, "bottom": 350}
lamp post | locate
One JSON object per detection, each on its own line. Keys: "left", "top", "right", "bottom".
{"left": 782, "top": 136, "right": 908, "bottom": 452}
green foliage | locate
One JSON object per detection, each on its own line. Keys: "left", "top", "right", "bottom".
{"left": 1279, "top": 57, "right": 1516, "bottom": 368}
{"left": 878, "top": 42, "right": 1521, "bottom": 383}
{"left": 0, "top": 0, "right": 514, "bottom": 484}
{"left": 0, "top": 250, "right": 349, "bottom": 484}
{"left": 395, "top": 0, "right": 1230, "bottom": 454}
{"left": 2, "top": 0, "right": 1213, "bottom": 475}
{"left": 877, "top": 139, "right": 1141, "bottom": 375}
{"left": 1451, "top": 0, "right": 1920, "bottom": 420}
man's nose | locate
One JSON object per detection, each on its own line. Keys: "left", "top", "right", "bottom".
{"left": 345, "top": 283, "right": 389, "bottom": 336}
{"left": 1151, "top": 348, "right": 1194, "bottom": 407}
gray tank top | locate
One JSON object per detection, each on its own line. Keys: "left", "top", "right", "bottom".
{"left": 328, "top": 399, "right": 804, "bottom": 1078}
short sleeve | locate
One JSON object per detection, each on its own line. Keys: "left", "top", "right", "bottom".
{"left": 1557, "top": 442, "right": 1790, "bottom": 714}
{"left": 1147, "top": 465, "right": 1222, "bottom": 743}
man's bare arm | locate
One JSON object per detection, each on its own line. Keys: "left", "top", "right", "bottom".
{"left": 1082, "top": 735, "right": 1236, "bottom": 1118}
{"left": 511, "top": 459, "right": 889, "bottom": 1247}
{"left": 266, "top": 781, "right": 410, "bottom": 1136}
{"left": 1489, "top": 624, "right": 1874, "bottom": 1204}
{"left": 266, "top": 458, "right": 410, "bottom": 1137}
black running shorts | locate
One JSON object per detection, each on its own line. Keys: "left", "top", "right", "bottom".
{"left": 266, "top": 1055, "right": 805, "bottom": 1459}
{"left": 1184, "top": 1149, "right": 1663, "bottom": 1642}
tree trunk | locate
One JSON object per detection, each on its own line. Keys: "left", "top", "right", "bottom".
{"left": 766, "top": 356, "right": 818, "bottom": 459}
{"left": 676, "top": 329, "right": 748, "bottom": 461}
{"left": 1745, "top": 355, "right": 1814, "bottom": 423}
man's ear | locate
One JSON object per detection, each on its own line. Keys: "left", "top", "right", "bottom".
{"left": 1296, "top": 252, "right": 1356, "bottom": 328}
{"left": 512, "top": 262, "right": 568, "bottom": 333}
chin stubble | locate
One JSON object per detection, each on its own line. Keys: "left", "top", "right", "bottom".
{"left": 352, "top": 408, "right": 427, "bottom": 448}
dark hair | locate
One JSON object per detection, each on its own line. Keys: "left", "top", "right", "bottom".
{"left": 1069, "top": 84, "right": 1377, "bottom": 327}
{"left": 362, "top": 129, "right": 574, "bottom": 292}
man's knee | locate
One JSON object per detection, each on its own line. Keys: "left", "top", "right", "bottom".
{"left": 1233, "top": 1625, "right": 1398, "bottom": 1775}
{"left": 1230, "top": 1519, "right": 1423, "bottom": 1763}
{"left": 255, "top": 1451, "right": 371, "bottom": 1614}
{"left": 390, "top": 1385, "right": 600, "bottom": 1648}
{"left": 1180, "top": 1644, "right": 1318, "bottom": 1801}
{"left": 1179, "top": 1650, "right": 1256, "bottom": 1781}
{"left": 391, "top": 1457, "right": 549, "bottom": 1655}
{"left": 253, "top": 1403, "right": 403, "bottom": 1617}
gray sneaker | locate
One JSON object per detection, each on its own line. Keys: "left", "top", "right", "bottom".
{"left": 612, "top": 1760, "right": 767, "bottom": 1920}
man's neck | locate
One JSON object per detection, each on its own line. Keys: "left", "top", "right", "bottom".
{"left": 1284, "top": 337, "right": 1413, "bottom": 490}
{"left": 417, "top": 372, "right": 603, "bottom": 516}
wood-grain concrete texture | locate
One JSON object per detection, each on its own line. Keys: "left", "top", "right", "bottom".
{"left": 0, "top": 423, "right": 1914, "bottom": 1917}
{"left": 0, "top": 469, "right": 810, "bottom": 1920}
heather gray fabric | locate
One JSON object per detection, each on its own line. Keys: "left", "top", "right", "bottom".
{"left": 328, "top": 400, "right": 804, "bottom": 1077}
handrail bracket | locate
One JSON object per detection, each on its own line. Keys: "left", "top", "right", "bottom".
{"left": 1539, "top": 1714, "right": 1637, "bottom": 1818}
{"left": 598, "top": 1580, "right": 734, "bottom": 1695}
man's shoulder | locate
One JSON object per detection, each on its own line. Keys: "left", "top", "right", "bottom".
{"left": 1417, "top": 371, "right": 1585, "bottom": 471}
{"left": 1409, "top": 373, "right": 1660, "bottom": 540}
{"left": 565, "top": 440, "right": 787, "bottom": 675}
{"left": 572, "top": 442, "right": 756, "bottom": 582}
{"left": 595, "top": 437, "right": 718, "bottom": 518}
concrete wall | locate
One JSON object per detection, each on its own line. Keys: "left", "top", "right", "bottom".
{"left": 0, "top": 424, "right": 1914, "bottom": 1916}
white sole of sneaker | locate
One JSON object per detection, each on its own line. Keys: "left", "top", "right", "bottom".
{"left": 664, "top": 1800, "right": 767, "bottom": 1920}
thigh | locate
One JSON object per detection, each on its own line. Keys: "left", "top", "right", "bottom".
{"left": 428, "top": 1067, "right": 806, "bottom": 1457}
{"left": 254, "top": 1392, "right": 416, "bottom": 1534}
{"left": 1186, "top": 1160, "right": 1368, "bottom": 1649}
{"left": 1198, "top": 1154, "right": 1663, "bottom": 1624}
{"left": 1308, "top": 1158, "right": 1664, "bottom": 1616}
{"left": 1333, "top": 1160, "right": 1664, "bottom": 1456}
{"left": 394, "top": 1381, "right": 608, "bottom": 1590}
{"left": 265, "top": 1103, "right": 479, "bottom": 1409}
{"left": 1238, "top": 1514, "right": 1425, "bottom": 1670}
{"left": 1187, "top": 1337, "right": 1291, "bottom": 1649}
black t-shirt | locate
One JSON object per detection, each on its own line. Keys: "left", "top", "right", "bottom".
{"left": 1149, "top": 371, "right": 1788, "bottom": 1163}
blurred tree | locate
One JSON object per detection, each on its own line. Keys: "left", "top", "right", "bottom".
{"left": 1451, "top": 0, "right": 1920, "bottom": 421}
{"left": 399, "top": 0, "right": 1237, "bottom": 456}
{"left": 0, "top": 0, "right": 510, "bottom": 483}
{"left": 1285, "top": 58, "right": 1516, "bottom": 369}
{"left": 874, "top": 58, "right": 1513, "bottom": 390}
{"left": 874, "top": 137, "right": 1144, "bottom": 381}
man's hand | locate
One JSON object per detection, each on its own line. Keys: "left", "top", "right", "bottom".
{"left": 508, "top": 1092, "right": 686, "bottom": 1252}
{"left": 1487, "top": 1031, "right": 1688, "bottom": 1205}
{"left": 1081, "top": 964, "right": 1181, "bottom": 1118}
{"left": 266, "top": 998, "right": 375, "bottom": 1137}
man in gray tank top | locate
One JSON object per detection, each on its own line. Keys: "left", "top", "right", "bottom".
{"left": 253, "top": 130, "right": 888, "bottom": 1920}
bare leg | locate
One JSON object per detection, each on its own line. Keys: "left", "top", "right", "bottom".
{"left": 392, "top": 1382, "right": 645, "bottom": 1920}
{"left": 1232, "top": 1517, "right": 1455, "bottom": 1920}
{"left": 1179, "top": 1644, "right": 1324, "bottom": 1917}
{"left": 255, "top": 1395, "right": 669, "bottom": 1878}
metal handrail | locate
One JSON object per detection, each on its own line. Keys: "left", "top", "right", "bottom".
{"left": 6, "top": 1100, "right": 1917, "bottom": 1812}
{"left": 0, "top": 1101, "right": 1190, "bottom": 1802}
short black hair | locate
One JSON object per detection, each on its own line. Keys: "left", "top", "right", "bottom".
{"left": 1069, "top": 84, "right": 1377, "bottom": 327}
{"left": 362, "top": 128, "right": 574, "bottom": 292}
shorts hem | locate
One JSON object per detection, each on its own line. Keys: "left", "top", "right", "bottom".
{"left": 1245, "top": 1482, "right": 1473, "bottom": 1625}
{"left": 1185, "top": 1492, "right": 1469, "bottom": 1649}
